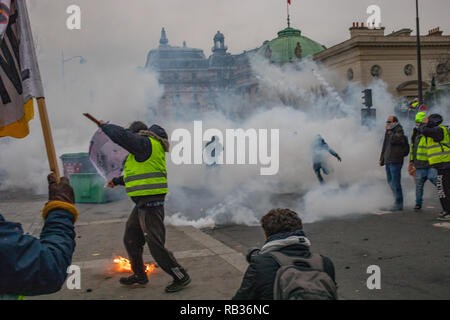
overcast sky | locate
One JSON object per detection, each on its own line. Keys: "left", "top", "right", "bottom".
{"left": 27, "top": 0, "right": 450, "bottom": 74}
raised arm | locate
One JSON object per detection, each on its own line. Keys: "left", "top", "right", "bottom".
{"left": 100, "top": 123, "right": 152, "bottom": 162}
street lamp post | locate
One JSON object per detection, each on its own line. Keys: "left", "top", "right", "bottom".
{"left": 416, "top": 0, "right": 424, "bottom": 105}
{"left": 62, "top": 51, "right": 87, "bottom": 79}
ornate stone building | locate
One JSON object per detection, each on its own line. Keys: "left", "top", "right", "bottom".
{"left": 143, "top": 22, "right": 449, "bottom": 116}
{"left": 314, "top": 24, "right": 450, "bottom": 100}
{"left": 145, "top": 28, "right": 245, "bottom": 118}
{"left": 144, "top": 25, "right": 326, "bottom": 118}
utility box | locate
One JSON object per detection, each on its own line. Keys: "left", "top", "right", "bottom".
{"left": 61, "top": 153, "right": 126, "bottom": 204}
{"left": 69, "top": 173, "right": 106, "bottom": 203}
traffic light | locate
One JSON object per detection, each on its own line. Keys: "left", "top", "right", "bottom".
{"left": 362, "top": 89, "right": 373, "bottom": 108}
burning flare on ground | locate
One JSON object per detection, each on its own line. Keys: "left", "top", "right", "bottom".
{"left": 113, "top": 256, "right": 156, "bottom": 274}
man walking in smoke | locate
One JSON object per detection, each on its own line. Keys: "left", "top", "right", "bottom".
{"left": 311, "top": 134, "right": 342, "bottom": 184}
{"left": 419, "top": 114, "right": 450, "bottom": 221}
{"left": 99, "top": 120, "right": 191, "bottom": 292}
{"left": 379, "top": 116, "right": 409, "bottom": 211}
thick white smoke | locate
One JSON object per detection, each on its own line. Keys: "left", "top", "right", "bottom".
{"left": 0, "top": 66, "right": 163, "bottom": 193}
{"left": 164, "top": 58, "right": 412, "bottom": 227}
{"left": 1, "top": 11, "right": 440, "bottom": 227}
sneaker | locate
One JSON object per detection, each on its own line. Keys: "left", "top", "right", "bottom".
{"left": 119, "top": 274, "right": 149, "bottom": 286}
{"left": 165, "top": 275, "right": 191, "bottom": 293}
{"left": 414, "top": 205, "right": 422, "bottom": 212}
{"left": 437, "top": 211, "right": 450, "bottom": 221}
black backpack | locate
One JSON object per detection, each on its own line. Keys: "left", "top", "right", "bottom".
{"left": 270, "top": 252, "right": 338, "bottom": 300}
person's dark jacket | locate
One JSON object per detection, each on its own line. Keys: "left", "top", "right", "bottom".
{"left": 100, "top": 123, "right": 167, "bottom": 204}
{"left": 0, "top": 210, "right": 76, "bottom": 296}
{"left": 418, "top": 114, "right": 450, "bottom": 169}
{"left": 410, "top": 127, "right": 430, "bottom": 169}
{"left": 380, "top": 123, "right": 408, "bottom": 166}
{"left": 232, "top": 230, "right": 336, "bottom": 300}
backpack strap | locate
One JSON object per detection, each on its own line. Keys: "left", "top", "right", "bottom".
{"left": 269, "top": 252, "right": 324, "bottom": 271}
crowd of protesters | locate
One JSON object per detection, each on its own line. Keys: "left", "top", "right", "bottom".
{"left": 380, "top": 111, "right": 450, "bottom": 221}
{"left": 2, "top": 108, "right": 449, "bottom": 301}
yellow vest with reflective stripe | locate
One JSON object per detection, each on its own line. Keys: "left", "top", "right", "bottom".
{"left": 410, "top": 131, "right": 428, "bottom": 165}
{"left": 426, "top": 125, "right": 450, "bottom": 166}
{"left": 123, "top": 137, "right": 168, "bottom": 197}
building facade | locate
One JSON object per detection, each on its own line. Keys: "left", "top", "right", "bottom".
{"left": 144, "top": 23, "right": 450, "bottom": 117}
{"left": 144, "top": 26, "right": 326, "bottom": 118}
{"left": 314, "top": 24, "right": 450, "bottom": 100}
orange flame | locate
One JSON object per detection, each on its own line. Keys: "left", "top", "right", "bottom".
{"left": 113, "top": 256, "right": 156, "bottom": 274}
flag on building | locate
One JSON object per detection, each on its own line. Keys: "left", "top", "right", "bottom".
{"left": 0, "top": 0, "right": 44, "bottom": 138}
{"left": 288, "top": 0, "right": 291, "bottom": 5}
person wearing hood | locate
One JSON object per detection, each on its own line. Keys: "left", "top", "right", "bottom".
{"left": 311, "top": 134, "right": 342, "bottom": 184}
{"left": 232, "top": 208, "right": 336, "bottom": 300}
{"left": 409, "top": 112, "right": 437, "bottom": 211}
{"left": 419, "top": 114, "right": 450, "bottom": 221}
{"left": 379, "top": 116, "right": 409, "bottom": 211}
{"left": 99, "top": 121, "right": 191, "bottom": 292}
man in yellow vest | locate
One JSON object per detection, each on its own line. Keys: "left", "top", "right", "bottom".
{"left": 100, "top": 121, "right": 191, "bottom": 292}
{"left": 408, "top": 112, "right": 437, "bottom": 211}
{"left": 419, "top": 114, "right": 450, "bottom": 221}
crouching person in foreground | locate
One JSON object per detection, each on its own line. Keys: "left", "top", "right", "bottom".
{"left": 0, "top": 174, "right": 78, "bottom": 300}
{"left": 233, "top": 208, "right": 337, "bottom": 300}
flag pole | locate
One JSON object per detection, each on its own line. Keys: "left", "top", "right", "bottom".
{"left": 37, "top": 97, "right": 60, "bottom": 182}
{"left": 287, "top": 1, "right": 291, "bottom": 28}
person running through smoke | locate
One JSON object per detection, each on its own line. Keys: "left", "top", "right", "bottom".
{"left": 311, "top": 134, "right": 342, "bottom": 184}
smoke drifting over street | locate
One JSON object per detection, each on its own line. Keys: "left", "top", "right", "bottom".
{"left": 1, "top": 1, "right": 448, "bottom": 226}
{"left": 162, "top": 57, "right": 400, "bottom": 227}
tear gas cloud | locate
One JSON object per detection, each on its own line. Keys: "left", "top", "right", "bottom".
{"left": 0, "top": 66, "right": 163, "bottom": 193}
{"left": 164, "top": 58, "right": 406, "bottom": 227}
{"left": 1, "top": 2, "right": 449, "bottom": 226}
{"left": 0, "top": 52, "right": 445, "bottom": 226}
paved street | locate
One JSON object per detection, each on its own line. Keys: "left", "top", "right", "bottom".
{"left": 0, "top": 190, "right": 449, "bottom": 300}
{"left": 205, "top": 200, "right": 450, "bottom": 300}
{"left": 0, "top": 197, "right": 247, "bottom": 300}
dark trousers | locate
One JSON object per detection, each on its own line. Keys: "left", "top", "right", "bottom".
{"left": 436, "top": 168, "right": 450, "bottom": 213}
{"left": 123, "top": 204, "right": 186, "bottom": 281}
{"left": 313, "top": 162, "right": 329, "bottom": 184}
{"left": 415, "top": 167, "right": 437, "bottom": 206}
{"left": 385, "top": 163, "right": 403, "bottom": 207}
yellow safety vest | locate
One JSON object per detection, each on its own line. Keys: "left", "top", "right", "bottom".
{"left": 426, "top": 125, "right": 450, "bottom": 166}
{"left": 123, "top": 137, "right": 168, "bottom": 197}
{"left": 409, "top": 102, "right": 419, "bottom": 110}
{"left": 410, "top": 131, "right": 428, "bottom": 166}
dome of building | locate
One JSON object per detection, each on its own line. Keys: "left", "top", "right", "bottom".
{"left": 258, "top": 27, "right": 326, "bottom": 63}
